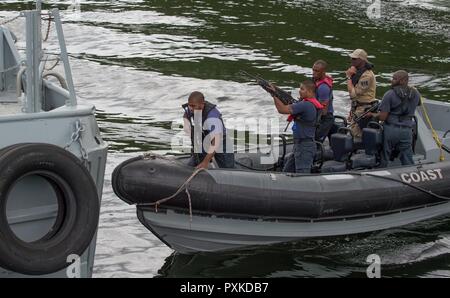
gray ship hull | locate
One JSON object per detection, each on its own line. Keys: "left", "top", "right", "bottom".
{"left": 0, "top": 109, "right": 107, "bottom": 276}
{"left": 1, "top": 5, "right": 107, "bottom": 277}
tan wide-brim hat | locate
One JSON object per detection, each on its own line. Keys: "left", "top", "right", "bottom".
{"left": 349, "top": 49, "right": 368, "bottom": 62}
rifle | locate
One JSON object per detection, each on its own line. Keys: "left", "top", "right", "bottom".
{"left": 239, "top": 71, "right": 297, "bottom": 105}
{"left": 348, "top": 101, "right": 381, "bottom": 127}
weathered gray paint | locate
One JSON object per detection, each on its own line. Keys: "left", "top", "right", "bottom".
{"left": 0, "top": 27, "right": 21, "bottom": 99}
{"left": 25, "top": 10, "right": 42, "bottom": 113}
{"left": 0, "top": 7, "right": 107, "bottom": 278}
{"left": 51, "top": 9, "right": 77, "bottom": 106}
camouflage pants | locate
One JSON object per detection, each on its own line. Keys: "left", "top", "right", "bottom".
{"left": 350, "top": 105, "right": 373, "bottom": 140}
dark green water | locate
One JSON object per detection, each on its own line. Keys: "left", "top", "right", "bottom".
{"left": 1, "top": 0, "right": 449, "bottom": 277}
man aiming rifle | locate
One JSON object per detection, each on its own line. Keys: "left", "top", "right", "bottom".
{"left": 241, "top": 72, "right": 323, "bottom": 173}
{"left": 239, "top": 71, "right": 297, "bottom": 105}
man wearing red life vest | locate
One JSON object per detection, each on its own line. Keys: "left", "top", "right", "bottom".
{"left": 312, "top": 60, "right": 335, "bottom": 142}
{"left": 271, "top": 80, "right": 323, "bottom": 173}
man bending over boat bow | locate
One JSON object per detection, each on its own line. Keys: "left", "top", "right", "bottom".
{"left": 183, "top": 91, "right": 235, "bottom": 169}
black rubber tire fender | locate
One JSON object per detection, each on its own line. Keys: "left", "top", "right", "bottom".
{"left": 0, "top": 143, "right": 100, "bottom": 275}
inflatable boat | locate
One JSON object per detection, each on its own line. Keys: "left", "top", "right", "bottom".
{"left": 112, "top": 99, "right": 450, "bottom": 253}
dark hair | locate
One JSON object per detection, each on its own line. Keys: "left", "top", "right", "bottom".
{"left": 188, "top": 91, "right": 205, "bottom": 102}
{"left": 393, "top": 70, "right": 409, "bottom": 83}
{"left": 300, "top": 80, "right": 316, "bottom": 93}
{"left": 313, "top": 59, "right": 328, "bottom": 69}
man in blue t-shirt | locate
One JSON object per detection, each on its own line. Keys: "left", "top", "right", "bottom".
{"left": 183, "top": 91, "right": 234, "bottom": 169}
{"left": 271, "top": 80, "right": 319, "bottom": 173}
{"left": 366, "top": 70, "right": 420, "bottom": 167}
{"left": 312, "top": 60, "right": 334, "bottom": 142}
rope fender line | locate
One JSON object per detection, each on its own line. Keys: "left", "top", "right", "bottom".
{"left": 136, "top": 167, "right": 206, "bottom": 227}
{"left": 420, "top": 96, "right": 446, "bottom": 161}
{"left": 0, "top": 13, "right": 21, "bottom": 26}
{"left": 43, "top": 12, "right": 52, "bottom": 42}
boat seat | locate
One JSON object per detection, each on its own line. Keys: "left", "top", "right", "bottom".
{"left": 321, "top": 128, "right": 353, "bottom": 173}
{"left": 322, "top": 146, "right": 334, "bottom": 161}
{"left": 320, "top": 160, "right": 348, "bottom": 173}
{"left": 353, "top": 141, "right": 364, "bottom": 151}
{"left": 351, "top": 123, "right": 383, "bottom": 169}
{"left": 313, "top": 143, "right": 334, "bottom": 164}
{"left": 327, "top": 115, "right": 347, "bottom": 142}
{"left": 351, "top": 153, "right": 377, "bottom": 169}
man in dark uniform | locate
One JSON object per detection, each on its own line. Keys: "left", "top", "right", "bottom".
{"left": 183, "top": 91, "right": 235, "bottom": 169}
{"left": 271, "top": 80, "right": 323, "bottom": 173}
{"left": 366, "top": 70, "right": 420, "bottom": 167}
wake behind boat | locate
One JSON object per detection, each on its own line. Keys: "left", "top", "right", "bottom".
{"left": 112, "top": 98, "right": 450, "bottom": 253}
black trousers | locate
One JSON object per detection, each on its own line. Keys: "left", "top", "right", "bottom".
{"left": 316, "top": 113, "right": 334, "bottom": 142}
